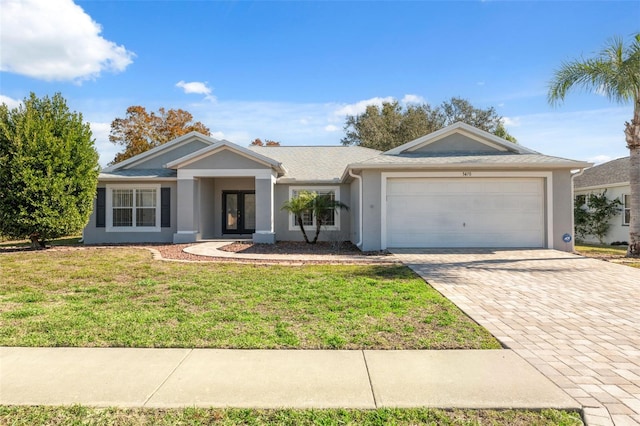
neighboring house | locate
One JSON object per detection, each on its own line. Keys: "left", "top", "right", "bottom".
{"left": 83, "top": 122, "right": 590, "bottom": 251}
{"left": 573, "top": 157, "right": 631, "bottom": 244}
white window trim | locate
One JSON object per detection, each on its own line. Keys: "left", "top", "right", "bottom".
{"left": 623, "top": 194, "right": 630, "bottom": 226}
{"left": 287, "top": 186, "right": 341, "bottom": 232}
{"left": 106, "top": 184, "right": 161, "bottom": 232}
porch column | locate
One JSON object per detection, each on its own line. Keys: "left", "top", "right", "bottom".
{"left": 253, "top": 174, "right": 276, "bottom": 244}
{"left": 173, "top": 177, "right": 199, "bottom": 243}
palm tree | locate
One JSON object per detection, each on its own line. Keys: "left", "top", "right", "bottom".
{"left": 548, "top": 33, "right": 640, "bottom": 257}
{"left": 281, "top": 190, "right": 315, "bottom": 243}
{"left": 309, "top": 193, "right": 349, "bottom": 244}
{"left": 281, "top": 190, "right": 349, "bottom": 244}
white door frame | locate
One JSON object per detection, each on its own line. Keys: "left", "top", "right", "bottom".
{"left": 380, "top": 171, "right": 553, "bottom": 249}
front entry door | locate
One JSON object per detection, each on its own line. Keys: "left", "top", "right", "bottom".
{"left": 223, "top": 191, "right": 256, "bottom": 234}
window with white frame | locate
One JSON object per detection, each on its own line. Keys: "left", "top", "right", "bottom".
{"left": 107, "top": 185, "right": 161, "bottom": 232}
{"left": 623, "top": 194, "right": 630, "bottom": 225}
{"left": 288, "top": 186, "right": 340, "bottom": 231}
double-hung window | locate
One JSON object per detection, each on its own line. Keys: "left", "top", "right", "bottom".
{"left": 623, "top": 194, "right": 631, "bottom": 225}
{"left": 288, "top": 186, "right": 340, "bottom": 231}
{"left": 107, "top": 185, "right": 161, "bottom": 232}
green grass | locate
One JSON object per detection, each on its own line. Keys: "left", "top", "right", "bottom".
{"left": 0, "top": 406, "right": 584, "bottom": 425}
{"left": 0, "top": 248, "right": 500, "bottom": 349}
{"left": 575, "top": 243, "right": 628, "bottom": 256}
{"left": 575, "top": 244, "right": 640, "bottom": 268}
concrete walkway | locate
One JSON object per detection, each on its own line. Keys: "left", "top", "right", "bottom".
{"left": 1, "top": 347, "right": 577, "bottom": 410}
{"left": 183, "top": 241, "right": 396, "bottom": 263}
{"left": 392, "top": 249, "right": 640, "bottom": 426}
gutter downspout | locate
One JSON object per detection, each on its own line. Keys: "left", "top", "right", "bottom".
{"left": 348, "top": 169, "right": 363, "bottom": 249}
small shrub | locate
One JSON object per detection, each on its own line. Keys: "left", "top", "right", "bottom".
{"left": 574, "top": 190, "right": 622, "bottom": 244}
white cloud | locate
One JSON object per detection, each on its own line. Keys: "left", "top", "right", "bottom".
{"left": 502, "top": 116, "right": 521, "bottom": 127}
{"left": 401, "top": 94, "right": 425, "bottom": 104}
{"left": 0, "top": 0, "right": 134, "bottom": 82}
{"left": 504, "top": 107, "right": 630, "bottom": 162}
{"left": 176, "top": 80, "right": 215, "bottom": 101}
{"left": 210, "top": 131, "right": 225, "bottom": 140}
{"left": 587, "top": 155, "right": 614, "bottom": 165}
{"left": 324, "top": 124, "right": 339, "bottom": 132}
{"left": 89, "top": 122, "right": 115, "bottom": 167}
{"left": 333, "top": 96, "right": 395, "bottom": 117}
{"left": 0, "top": 94, "right": 21, "bottom": 109}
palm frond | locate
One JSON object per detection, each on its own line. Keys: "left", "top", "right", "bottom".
{"left": 548, "top": 33, "right": 640, "bottom": 106}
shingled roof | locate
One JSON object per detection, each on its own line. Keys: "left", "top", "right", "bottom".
{"left": 247, "top": 145, "right": 380, "bottom": 183}
{"left": 574, "top": 157, "right": 630, "bottom": 189}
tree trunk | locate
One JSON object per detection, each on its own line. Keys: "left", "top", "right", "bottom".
{"left": 29, "top": 233, "right": 46, "bottom": 249}
{"left": 625, "top": 98, "right": 640, "bottom": 257}
{"left": 311, "top": 218, "right": 322, "bottom": 244}
{"left": 296, "top": 216, "right": 311, "bottom": 244}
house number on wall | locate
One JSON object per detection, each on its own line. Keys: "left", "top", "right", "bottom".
{"left": 462, "top": 172, "right": 472, "bottom": 177}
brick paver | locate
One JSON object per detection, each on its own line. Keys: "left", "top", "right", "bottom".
{"left": 392, "top": 249, "right": 640, "bottom": 426}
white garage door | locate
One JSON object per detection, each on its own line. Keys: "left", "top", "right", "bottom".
{"left": 386, "top": 177, "right": 545, "bottom": 248}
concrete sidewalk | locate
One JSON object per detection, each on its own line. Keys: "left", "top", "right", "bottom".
{"left": 0, "top": 347, "right": 578, "bottom": 410}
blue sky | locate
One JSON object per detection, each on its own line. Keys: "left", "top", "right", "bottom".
{"left": 1, "top": 0, "right": 638, "bottom": 166}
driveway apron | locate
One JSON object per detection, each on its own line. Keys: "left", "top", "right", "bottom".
{"left": 393, "top": 249, "right": 640, "bottom": 426}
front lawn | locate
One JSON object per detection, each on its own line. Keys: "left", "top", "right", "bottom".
{"left": 0, "top": 406, "right": 584, "bottom": 426}
{"left": 0, "top": 248, "right": 500, "bottom": 349}
{"left": 575, "top": 244, "right": 640, "bottom": 268}
{"left": 575, "top": 243, "right": 628, "bottom": 256}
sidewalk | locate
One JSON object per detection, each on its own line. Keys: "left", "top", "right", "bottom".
{"left": 1, "top": 347, "right": 578, "bottom": 410}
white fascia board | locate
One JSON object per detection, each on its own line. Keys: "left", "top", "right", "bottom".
{"left": 348, "top": 161, "right": 591, "bottom": 170}
{"left": 177, "top": 169, "right": 275, "bottom": 179}
{"left": 104, "top": 132, "right": 218, "bottom": 172}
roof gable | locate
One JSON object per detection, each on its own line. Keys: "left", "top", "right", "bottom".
{"left": 166, "top": 139, "right": 285, "bottom": 173}
{"left": 102, "top": 131, "right": 219, "bottom": 172}
{"left": 384, "top": 122, "right": 536, "bottom": 156}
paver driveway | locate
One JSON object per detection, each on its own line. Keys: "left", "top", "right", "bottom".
{"left": 393, "top": 249, "right": 640, "bottom": 426}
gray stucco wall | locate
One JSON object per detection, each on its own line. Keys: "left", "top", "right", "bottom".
{"left": 360, "top": 170, "right": 383, "bottom": 251}
{"left": 274, "top": 183, "right": 351, "bottom": 243}
{"left": 552, "top": 170, "right": 575, "bottom": 251}
{"left": 182, "top": 150, "right": 268, "bottom": 170}
{"left": 128, "top": 140, "right": 209, "bottom": 169}
{"left": 349, "top": 179, "right": 361, "bottom": 247}
{"left": 83, "top": 181, "right": 177, "bottom": 244}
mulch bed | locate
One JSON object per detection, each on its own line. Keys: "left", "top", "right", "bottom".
{"left": 219, "top": 240, "right": 364, "bottom": 255}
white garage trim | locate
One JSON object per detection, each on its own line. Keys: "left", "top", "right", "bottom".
{"left": 380, "top": 171, "right": 553, "bottom": 249}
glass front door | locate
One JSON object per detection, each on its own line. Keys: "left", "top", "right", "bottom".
{"left": 223, "top": 191, "right": 255, "bottom": 234}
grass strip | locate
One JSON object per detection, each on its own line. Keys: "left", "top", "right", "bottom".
{"left": 0, "top": 406, "right": 584, "bottom": 426}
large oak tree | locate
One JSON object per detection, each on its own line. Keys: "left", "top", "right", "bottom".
{"left": 340, "top": 97, "right": 516, "bottom": 150}
{"left": 109, "top": 106, "right": 210, "bottom": 164}
{"left": 548, "top": 33, "right": 640, "bottom": 256}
